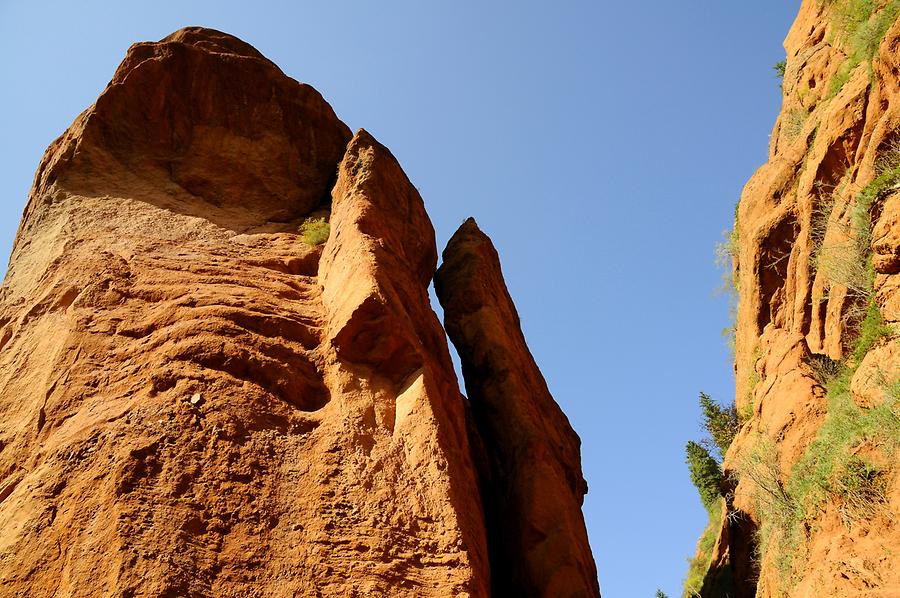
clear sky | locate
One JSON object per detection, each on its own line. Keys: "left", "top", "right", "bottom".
{"left": 0, "top": 1, "right": 799, "bottom": 595}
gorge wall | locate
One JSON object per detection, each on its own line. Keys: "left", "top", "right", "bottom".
{"left": 688, "top": 1, "right": 900, "bottom": 596}
{"left": 0, "top": 28, "right": 599, "bottom": 597}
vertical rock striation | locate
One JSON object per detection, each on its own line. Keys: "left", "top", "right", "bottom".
{"left": 693, "top": 2, "right": 900, "bottom": 596}
{"left": 435, "top": 218, "right": 601, "bottom": 598}
{"left": 0, "top": 27, "right": 598, "bottom": 597}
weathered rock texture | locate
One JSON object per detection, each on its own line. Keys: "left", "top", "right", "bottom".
{"left": 695, "top": 1, "right": 900, "bottom": 596}
{"left": 435, "top": 219, "right": 601, "bottom": 598}
{"left": 0, "top": 28, "right": 598, "bottom": 597}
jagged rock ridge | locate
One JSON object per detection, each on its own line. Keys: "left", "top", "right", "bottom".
{"left": 0, "top": 27, "right": 599, "bottom": 597}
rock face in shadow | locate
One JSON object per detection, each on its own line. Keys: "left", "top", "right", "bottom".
{"left": 0, "top": 27, "right": 599, "bottom": 597}
{"left": 435, "top": 218, "right": 601, "bottom": 598}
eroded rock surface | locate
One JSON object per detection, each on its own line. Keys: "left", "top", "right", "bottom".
{"left": 695, "top": 2, "right": 900, "bottom": 596}
{"left": 0, "top": 26, "right": 600, "bottom": 598}
{"left": 435, "top": 219, "right": 601, "bottom": 598}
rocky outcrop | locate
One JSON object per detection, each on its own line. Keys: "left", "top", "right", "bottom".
{"left": 0, "top": 27, "right": 598, "bottom": 597}
{"left": 694, "top": 2, "right": 900, "bottom": 596}
{"left": 435, "top": 219, "right": 601, "bottom": 598}
{"left": 17, "top": 27, "right": 351, "bottom": 240}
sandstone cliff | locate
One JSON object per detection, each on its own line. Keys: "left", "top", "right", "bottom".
{"left": 0, "top": 28, "right": 598, "bottom": 597}
{"left": 688, "top": 1, "right": 900, "bottom": 596}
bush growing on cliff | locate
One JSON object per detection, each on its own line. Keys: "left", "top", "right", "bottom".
{"left": 826, "top": 0, "right": 900, "bottom": 96}
{"left": 681, "top": 393, "right": 738, "bottom": 596}
{"left": 714, "top": 226, "right": 739, "bottom": 290}
{"left": 299, "top": 217, "right": 330, "bottom": 245}
{"left": 812, "top": 184, "right": 872, "bottom": 298}
{"left": 869, "top": 136, "right": 900, "bottom": 195}
{"left": 686, "top": 441, "right": 723, "bottom": 512}
{"left": 812, "top": 139, "right": 900, "bottom": 343}
{"left": 774, "top": 59, "right": 787, "bottom": 92}
{"left": 844, "top": 1, "right": 900, "bottom": 64}
{"left": 814, "top": 239, "right": 873, "bottom": 307}
{"left": 773, "top": 59, "right": 786, "bottom": 81}
{"left": 733, "top": 435, "right": 802, "bottom": 588}
{"left": 830, "top": 0, "right": 878, "bottom": 40}
{"left": 699, "top": 392, "right": 739, "bottom": 459}
{"left": 739, "top": 346, "right": 763, "bottom": 424}
{"left": 783, "top": 108, "right": 808, "bottom": 140}
{"left": 682, "top": 434, "right": 725, "bottom": 595}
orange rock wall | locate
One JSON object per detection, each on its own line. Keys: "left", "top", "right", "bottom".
{"left": 0, "top": 27, "right": 598, "bottom": 597}
{"left": 701, "top": 1, "right": 900, "bottom": 595}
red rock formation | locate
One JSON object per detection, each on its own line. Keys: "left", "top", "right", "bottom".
{"left": 435, "top": 219, "right": 601, "bottom": 598}
{"left": 693, "top": 2, "right": 900, "bottom": 596}
{"left": 0, "top": 27, "right": 598, "bottom": 597}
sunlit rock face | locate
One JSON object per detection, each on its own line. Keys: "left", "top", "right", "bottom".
{"left": 694, "top": 2, "right": 900, "bottom": 596}
{"left": 0, "top": 27, "right": 598, "bottom": 597}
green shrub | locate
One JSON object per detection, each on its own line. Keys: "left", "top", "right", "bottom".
{"left": 738, "top": 330, "right": 898, "bottom": 593}
{"left": 808, "top": 353, "right": 843, "bottom": 384}
{"left": 699, "top": 392, "right": 739, "bottom": 459}
{"left": 740, "top": 346, "right": 763, "bottom": 424}
{"left": 299, "top": 217, "right": 330, "bottom": 245}
{"left": 846, "top": 1, "right": 900, "bottom": 64}
{"left": 830, "top": 0, "right": 877, "bottom": 40}
{"left": 774, "top": 59, "right": 787, "bottom": 80}
{"left": 686, "top": 441, "right": 723, "bottom": 512}
{"left": 814, "top": 237, "right": 872, "bottom": 304}
{"left": 774, "top": 59, "right": 787, "bottom": 92}
{"left": 680, "top": 393, "right": 738, "bottom": 596}
{"left": 865, "top": 137, "right": 900, "bottom": 198}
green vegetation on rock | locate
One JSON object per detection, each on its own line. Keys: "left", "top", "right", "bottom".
{"left": 735, "top": 291, "right": 895, "bottom": 593}
{"left": 826, "top": 0, "right": 900, "bottom": 97}
{"left": 699, "top": 391, "right": 739, "bottom": 461}
{"left": 774, "top": 59, "right": 787, "bottom": 81}
{"left": 681, "top": 498, "right": 722, "bottom": 598}
{"left": 686, "top": 440, "right": 723, "bottom": 512}
{"left": 681, "top": 390, "right": 740, "bottom": 597}
{"left": 299, "top": 216, "right": 331, "bottom": 245}
{"left": 736, "top": 352, "right": 898, "bottom": 592}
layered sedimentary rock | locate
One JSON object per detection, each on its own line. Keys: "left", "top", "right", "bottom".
{"left": 695, "top": 2, "right": 900, "bottom": 596}
{"left": 0, "top": 27, "right": 598, "bottom": 597}
{"left": 435, "top": 219, "right": 601, "bottom": 598}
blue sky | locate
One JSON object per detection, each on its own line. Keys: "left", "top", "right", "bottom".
{"left": 0, "top": 1, "right": 799, "bottom": 595}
